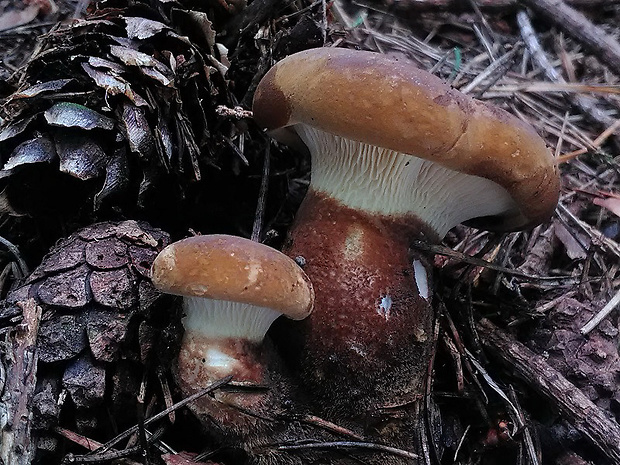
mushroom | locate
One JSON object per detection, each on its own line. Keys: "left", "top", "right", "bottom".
{"left": 252, "top": 48, "right": 560, "bottom": 427}
{"left": 150, "top": 234, "right": 314, "bottom": 439}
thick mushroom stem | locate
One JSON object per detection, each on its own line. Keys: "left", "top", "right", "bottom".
{"left": 281, "top": 127, "right": 518, "bottom": 419}
{"left": 284, "top": 191, "right": 435, "bottom": 411}
{"left": 174, "top": 297, "right": 288, "bottom": 435}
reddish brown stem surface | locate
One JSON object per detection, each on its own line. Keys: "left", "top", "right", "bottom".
{"left": 282, "top": 190, "right": 436, "bottom": 424}
{"left": 175, "top": 335, "right": 276, "bottom": 435}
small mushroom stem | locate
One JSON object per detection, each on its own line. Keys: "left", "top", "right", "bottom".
{"left": 176, "top": 299, "right": 276, "bottom": 384}
{"left": 176, "top": 332, "right": 270, "bottom": 428}
{"left": 283, "top": 189, "right": 436, "bottom": 416}
{"left": 173, "top": 297, "right": 288, "bottom": 436}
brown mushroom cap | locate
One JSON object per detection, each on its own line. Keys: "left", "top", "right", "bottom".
{"left": 151, "top": 235, "right": 314, "bottom": 320}
{"left": 252, "top": 47, "right": 560, "bottom": 231}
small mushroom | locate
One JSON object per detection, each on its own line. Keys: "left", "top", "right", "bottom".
{"left": 253, "top": 48, "right": 560, "bottom": 428}
{"left": 150, "top": 234, "right": 314, "bottom": 439}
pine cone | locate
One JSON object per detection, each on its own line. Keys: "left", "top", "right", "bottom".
{"left": 4, "top": 220, "right": 176, "bottom": 458}
{"left": 0, "top": 0, "right": 328, "bottom": 265}
{"left": 0, "top": 0, "right": 241, "bottom": 228}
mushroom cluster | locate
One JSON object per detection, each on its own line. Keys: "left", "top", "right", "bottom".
{"left": 152, "top": 47, "right": 560, "bottom": 463}
{"left": 252, "top": 47, "right": 560, "bottom": 443}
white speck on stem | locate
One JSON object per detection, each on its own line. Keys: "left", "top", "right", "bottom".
{"left": 204, "top": 348, "right": 238, "bottom": 371}
{"left": 378, "top": 294, "right": 392, "bottom": 319}
{"left": 413, "top": 260, "right": 429, "bottom": 300}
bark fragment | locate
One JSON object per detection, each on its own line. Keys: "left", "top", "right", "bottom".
{"left": 0, "top": 299, "right": 42, "bottom": 465}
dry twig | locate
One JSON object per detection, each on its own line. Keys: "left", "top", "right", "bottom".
{"left": 84, "top": 376, "right": 232, "bottom": 457}
{"left": 520, "top": 0, "right": 620, "bottom": 77}
{"left": 477, "top": 318, "right": 620, "bottom": 463}
{"left": 371, "top": 0, "right": 620, "bottom": 11}
{"left": 580, "top": 286, "right": 620, "bottom": 334}
{"left": 277, "top": 441, "right": 419, "bottom": 459}
{"left": 412, "top": 241, "right": 582, "bottom": 286}
{"left": 517, "top": 9, "right": 616, "bottom": 129}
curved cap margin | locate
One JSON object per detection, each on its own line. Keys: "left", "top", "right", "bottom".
{"left": 151, "top": 235, "right": 314, "bottom": 320}
{"left": 252, "top": 47, "right": 560, "bottom": 231}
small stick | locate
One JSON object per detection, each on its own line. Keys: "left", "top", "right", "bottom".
{"left": 557, "top": 203, "right": 620, "bottom": 258}
{"left": 423, "top": 312, "right": 442, "bottom": 462}
{"left": 520, "top": 0, "right": 620, "bottom": 78}
{"left": 471, "top": 23, "right": 497, "bottom": 61}
{"left": 554, "top": 112, "right": 570, "bottom": 158}
{"left": 277, "top": 441, "right": 419, "bottom": 459}
{"left": 460, "top": 45, "right": 521, "bottom": 95}
{"left": 477, "top": 318, "right": 620, "bottom": 463}
{"left": 53, "top": 427, "right": 104, "bottom": 451}
{"left": 507, "top": 385, "right": 540, "bottom": 465}
{"left": 558, "top": 119, "right": 620, "bottom": 162}
{"left": 157, "top": 369, "right": 175, "bottom": 424}
{"left": 411, "top": 241, "right": 581, "bottom": 285}
{"left": 299, "top": 415, "right": 365, "bottom": 441}
{"left": 453, "top": 425, "right": 471, "bottom": 461}
{"left": 580, "top": 286, "right": 620, "bottom": 334}
{"left": 371, "top": 0, "right": 620, "bottom": 11}
{"left": 517, "top": 9, "right": 617, "bottom": 130}
{"left": 136, "top": 376, "right": 150, "bottom": 465}
{"left": 0, "top": 235, "right": 29, "bottom": 277}
{"left": 63, "top": 427, "right": 166, "bottom": 464}
{"left": 441, "top": 331, "right": 465, "bottom": 393}
{"left": 467, "top": 0, "right": 498, "bottom": 46}
{"left": 86, "top": 376, "right": 232, "bottom": 455}
{"left": 251, "top": 144, "right": 271, "bottom": 242}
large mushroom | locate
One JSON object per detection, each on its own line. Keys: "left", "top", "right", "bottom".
{"left": 252, "top": 48, "right": 560, "bottom": 434}
{"left": 150, "top": 234, "right": 314, "bottom": 448}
